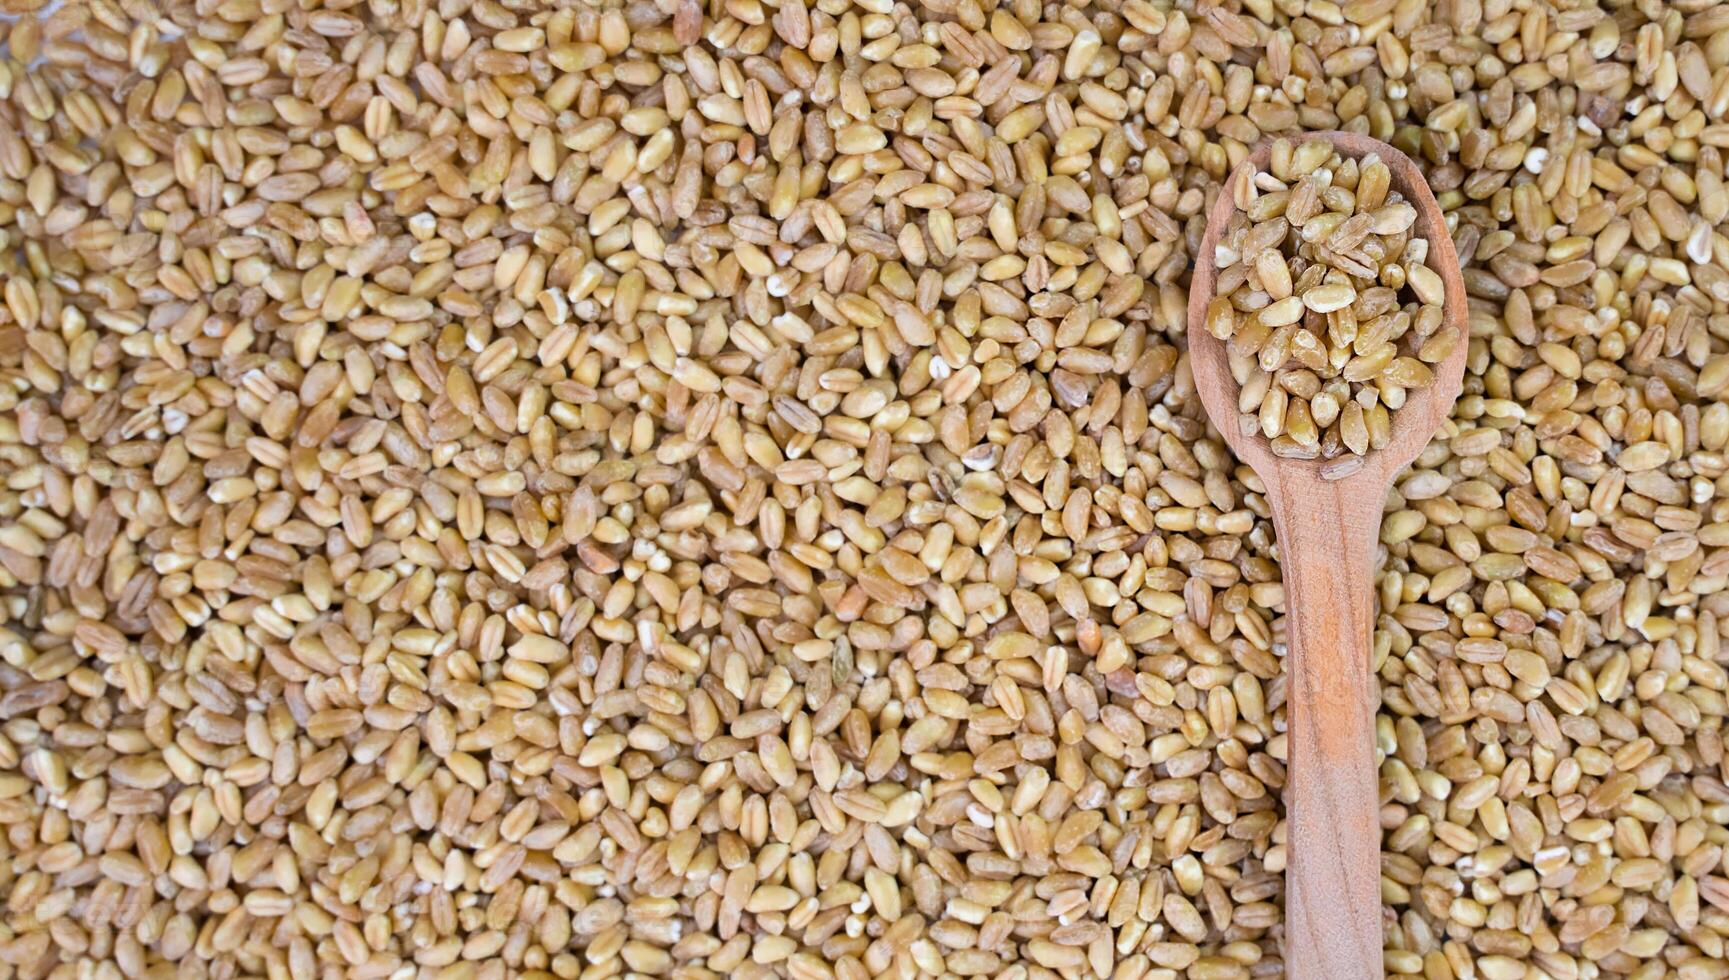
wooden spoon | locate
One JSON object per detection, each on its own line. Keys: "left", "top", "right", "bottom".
{"left": 1186, "top": 132, "right": 1469, "bottom": 980}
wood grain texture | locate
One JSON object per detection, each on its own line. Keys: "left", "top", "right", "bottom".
{"left": 1269, "top": 486, "right": 1386, "bottom": 980}
{"left": 1184, "top": 133, "right": 1469, "bottom": 980}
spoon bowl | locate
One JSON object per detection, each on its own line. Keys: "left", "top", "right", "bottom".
{"left": 1188, "top": 131, "right": 1470, "bottom": 486}
{"left": 1185, "top": 132, "right": 1468, "bottom": 980}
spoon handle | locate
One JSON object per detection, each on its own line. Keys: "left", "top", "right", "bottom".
{"left": 1273, "top": 487, "right": 1385, "bottom": 980}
